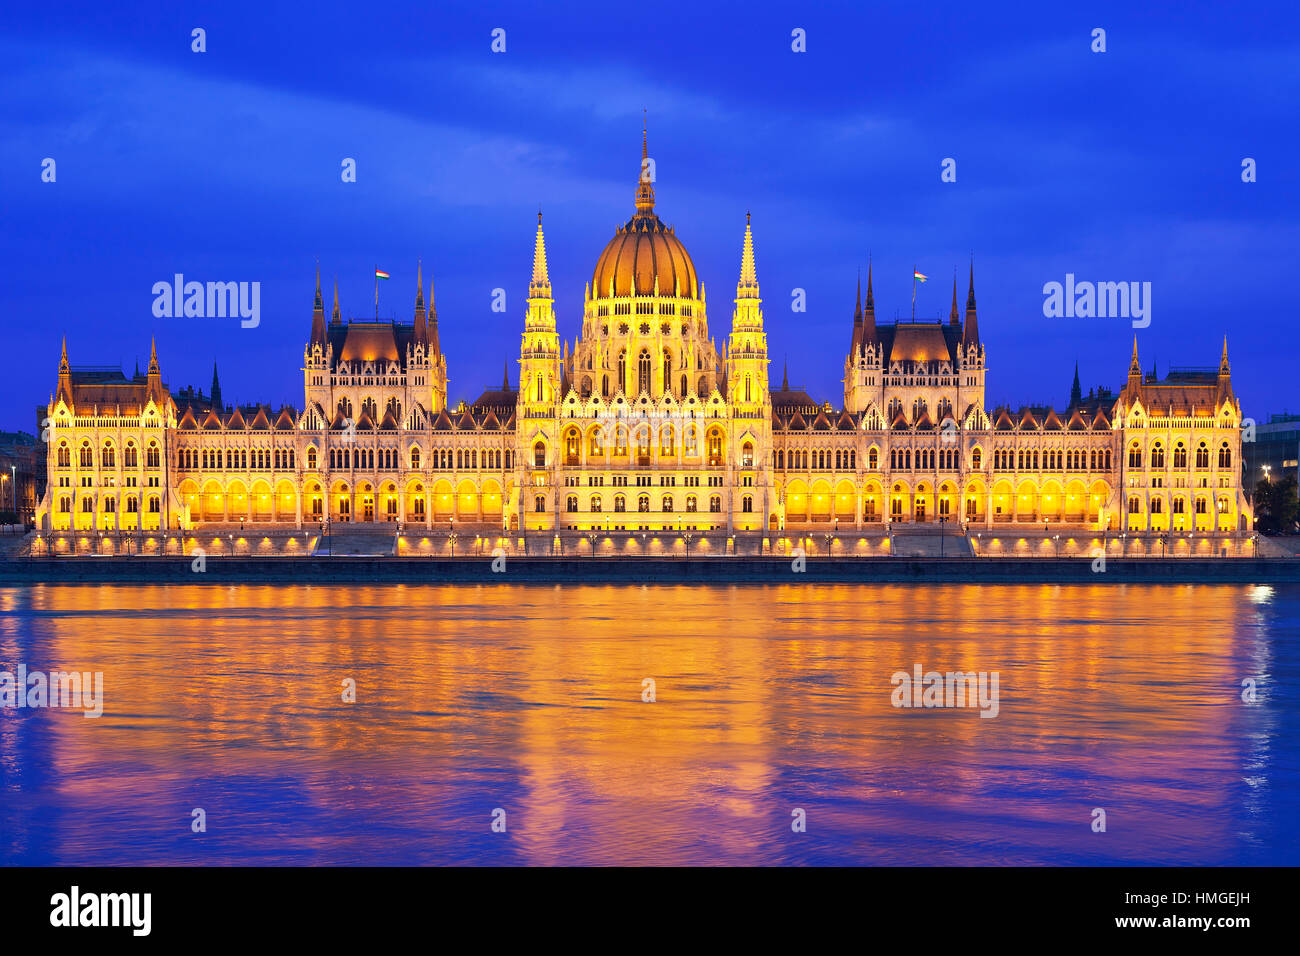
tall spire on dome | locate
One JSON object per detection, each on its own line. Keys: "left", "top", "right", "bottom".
{"left": 529, "top": 210, "right": 552, "bottom": 298}
{"left": 413, "top": 259, "right": 428, "bottom": 346}
{"left": 736, "top": 210, "right": 759, "bottom": 299}
{"left": 962, "top": 260, "right": 980, "bottom": 345}
{"left": 634, "top": 112, "right": 655, "bottom": 216}
{"left": 1070, "top": 360, "right": 1082, "bottom": 408}
{"left": 950, "top": 272, "right": 960, "bottom": 325}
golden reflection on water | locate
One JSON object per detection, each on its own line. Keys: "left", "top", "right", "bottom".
{"left": 0, "top": 583, "right": 1274, "bottom": 864}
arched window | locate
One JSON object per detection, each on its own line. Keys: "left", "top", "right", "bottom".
{"left": 307, "top": 446, "right": 318, "bottom": 470}
{"left": 663, "top": 351, "right": 672, "bottom": 395}
{"left": 146, "top": 442, "right": 160, "bottom": 469}
{"left": 1218, "top": 442, "right": 1231, "bottom": 468}
{"left": 709, "top": 495, "right": 721, "bottom": 513}
{"left": 614, "top": 495, "right": 626, "bottom": 513}
{"left": 566, "top": 495, "right": 578, "bottom": 513}
{"left": 742, "top": 441, "right": 754, "bottom": 468}
{"left": 686, "top": 495, "right": 697, "bottom": 513}
{"left": 742, "top": 495, "right": 753, "bottom": 513}
{"left": 868, "top": 447, "right": 878, "bottom": 470}
{"left": 535, "top": 495, "right": 546, "bottom": 512}
{"left": 1173, "top": 442, "right": 1187, "bottom": 469}
{"left": 744, "top": 376, "right": 752, "bottom": 402}
{"left": 1196, "top": 442, "right": 1209, "bottom": 469}
{"left": 707, "top": 428, "right": 723, "bottom": 466}
{"left": 580, "top": 375, "right": 592, "bottom": 398}
{"left": 124, "top": 443, "right": 137, "bottom": 468}
{"left": 661, "top": 494, "right": 673, "bottom": 512}
{"left": 80, "top": 442, "right": 93, "bottom": 468}
{"left": 591, "top": 495, "right": 602, "bottom": 513}
{"left": 638, "top": 495, "right": 650, "bottom": 513}
{"left": 971, "top": 448, "right": 981, "bottom": 470}
{"left": 1151, "top": 443, "right": 1165, "bottom": 469}
{"left": 534, "top": 442, "right": 546, "bottom": 467}
{"left": 618, "top": 351, "right": 627, "bottom": 393}
{"left": 1128, "top": 442, "right": 1142, "bottom": 468}
{"left": 57, "top": 443, "right": 70, "bottom": 468}
{"left": 535, "top": 374, "right": 544, "bottom": 402}
{"left": 638, "top": 350, "right": 651, "bottom": 394}
{"left": 564, "top": 429, "right": 580, "bottom": 465}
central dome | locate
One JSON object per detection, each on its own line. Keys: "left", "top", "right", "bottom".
{"left": 591, "top": 212, "right": 699, "bottom": 300}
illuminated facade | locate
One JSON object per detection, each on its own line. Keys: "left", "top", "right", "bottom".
{"left": 35, "top": 136, "right": 1253, "bottom": 539}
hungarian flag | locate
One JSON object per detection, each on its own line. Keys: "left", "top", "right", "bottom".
{"left": 913, "top": 270, "right": 928, "bottom": 282}
{"left": 375, "top": 268, "right": 390, "bottom": 280}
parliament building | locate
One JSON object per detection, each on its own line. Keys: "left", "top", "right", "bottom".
{"left": 35, "top": 136, "right": 1253, "bottom": 545}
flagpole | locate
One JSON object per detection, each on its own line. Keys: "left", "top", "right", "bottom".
{"left": 912, "top": 264, "right": 916, "bottom": 322}
{"left": 374, "top": 264, "right": 379, "bottom": 319}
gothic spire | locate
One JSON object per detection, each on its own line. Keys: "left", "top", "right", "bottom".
{"left": 1070, "top": 360, "right": 1082, "bottom": 408}
{"left": 311, "top": 263, "right": 326, "bottom": 344}
{"left": 962, "top": 261, "right": 980, "bottom": 345}
{"left": 782, "top": 358, "right": 789, "bottom": 391}
{"left": 950, "top": 273, "right": 960, "bottom": 325}
{"left": 1220, "top": 335, "right": 1231, "bottom": 375}
{"left": 861, "top": 260, "right": 877, "bottom": 348}
{"left": 413, "top": 259, "right": 428, "bottom": 346}
{"left": 503, "top": 358, "right": 511, "bottom": 390}
{"left": 211, "top": 360, "right": 223, "bottom": 410}
{"left": 529, "top": 210, "right": 552, "bottom": 298}
{"left": 427, "top": 269, "right": 441, "bottom": 357}
{"left": 736, "top": 211, "right": 759, "bottom": 299}
{"left": 851, "top": 271, "right": 863, "bottom": 358}
{"left": 331, "top": 277, "right": 340, "bottom": 323}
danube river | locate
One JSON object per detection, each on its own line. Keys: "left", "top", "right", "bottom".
{"left": 1, "top": 583, "right": 1296, "bottom": 865}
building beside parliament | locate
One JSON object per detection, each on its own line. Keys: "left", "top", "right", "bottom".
{"left": 35, "top": 137, "right": 1253, "bottom": 540}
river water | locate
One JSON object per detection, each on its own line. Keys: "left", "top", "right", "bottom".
{"left": 1, "top": 583, "right": 1295, "bottom": 865}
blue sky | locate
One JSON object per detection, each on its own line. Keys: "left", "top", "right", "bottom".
{"left": 2, "top": 0, "right": 1297, "bottom": 431}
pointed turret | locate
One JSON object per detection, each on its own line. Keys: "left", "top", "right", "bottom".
{"left": 862, "top": 262, "right": 877, "bottom": 348}
{"left": 1219, "top": 336, "right": 1231, "bottom": 377}
{"left": 210, "top": 360, "right": 222, "bottom": 410}
{"left": 850, "top": 272, "right": 863, "bottom": 358}
{"left": 1070, "top": 361, "right": 1082, "bottom": 408}
{"left": 56, "top": 336, "right": 73, "bottom": 407}
{"left": 529, "top": 210, "right": 552, "bottom": 299}
{"left": 782, "top": 359, "right": 789, "bottom": 391}
{"left": 331, "top": 277, "right": 340, "bottom": 324}
{"left": 310, "top": 263, "right": 326, "bottom": 344}
{"left": 413, "top": 259, "right": 428, "bottom": 346}
{"left": 736, "top": 211, "right": 759, "bottom": 299}
{"left": 503, "top": 359, "right": 511, "bottom": 391}
{"left": 427, "top": 270, "right": 441, "bottom": 357}
{"left": 147, "top": 338, "right": 165, "bottom": 405}
{"left": 1128, "top": 337, "right": 1142, "bottom": 381}
{"left": 950, "top": 274, "right": 960, "bottom": 325}
{"left": 962, "top": 262, "right": 980, "bottom": 345}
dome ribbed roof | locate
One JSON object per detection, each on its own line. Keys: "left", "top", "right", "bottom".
{"left": 591, "top": 212, "right": 699, "bottom": 300}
